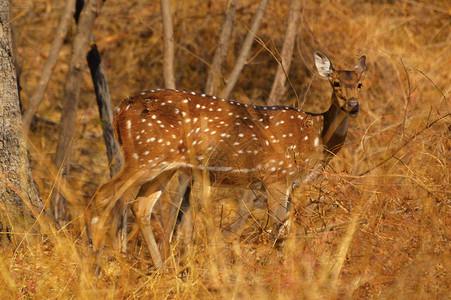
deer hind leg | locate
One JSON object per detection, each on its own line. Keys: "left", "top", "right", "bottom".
{"left": 91, "top": 168, "right": 149, "bottom": 252}
{"left": 226, "top": 189, "right": 257, "bottom": 239}
{"left": 265, "top": 183, "right": 292, "bottom": 236}
{"left": 161, "top": 172, "right": 191, "bottom": 249}
{"left": 131, "top": 170, "right": 176, "bottom": 267}
{"left": 173, "top": 183, "right": 193, "bottom": 245}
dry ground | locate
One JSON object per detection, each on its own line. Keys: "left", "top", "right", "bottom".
{"left": 1, "top": 0, "right": 449, "bottom": 298}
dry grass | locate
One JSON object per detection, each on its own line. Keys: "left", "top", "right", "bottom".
{"left": 2, "top": 0, "right": 449, "bottom": 298}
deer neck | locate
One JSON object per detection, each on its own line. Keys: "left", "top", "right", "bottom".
{"left": 321, "top": 95, "right": 350, "bottom": 160}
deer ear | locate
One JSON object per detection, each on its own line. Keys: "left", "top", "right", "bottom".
{"left": 355, "top": 55, "right": 366, "bottom": 75}
{"left": 314, "top": 51, "right": 334, "bottom": 77}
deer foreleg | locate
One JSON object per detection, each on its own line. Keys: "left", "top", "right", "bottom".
{"left": 265, "top": 183, "right": 292, "bottom": 235}
{"left": 131, "top": 170, "right": 176, "bottom": 267}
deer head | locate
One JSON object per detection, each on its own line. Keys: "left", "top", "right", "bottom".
{"left": 314, "top": 51, "right": 366, "bottom": 118}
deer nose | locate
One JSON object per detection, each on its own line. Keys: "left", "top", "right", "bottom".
{"left": 347, "top": 99, "right": 359, "bottom": 110}
{"left": 347, "top": 98, "right": 359, "bottom": 117}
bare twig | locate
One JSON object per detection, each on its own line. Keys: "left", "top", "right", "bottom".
{"left": 161, "top": 0, "right": 176, "bottom": 89}
{"left": 22, "top": 0, "right": 76, "bottom": 132}
{"left": 220, "top": 0, "right": 269, "bottom": 99}
{"left": 204, "top": 0, "right": 238, "bottom": 95}
{"left": 267, "top": 0, "right": 302, "bottom": 106}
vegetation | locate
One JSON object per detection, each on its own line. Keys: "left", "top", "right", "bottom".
{"left": 2, "top": 0, "right": 449, "bottom": 298}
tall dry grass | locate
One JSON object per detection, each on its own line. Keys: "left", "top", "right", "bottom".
{"left": 2, "top": 0, "right": 449, "bottom": 298}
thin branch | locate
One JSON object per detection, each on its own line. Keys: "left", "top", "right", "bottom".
{"left": 415, "top": 68, "right": 448, "bottom": 106}
{"left": 359, "top": 113, "right": 450, "bottom": 176}
{"left": 204, "top": 0, "right": 238, "bottom": 95}
{"left": 220, "top": 0, "right": 269, "bottom": 99}
{"left": 267, "top": 0, "right": 302, "bottom": 106}
{"left": 22, "top": 0, "right": 76, "bottom": 132}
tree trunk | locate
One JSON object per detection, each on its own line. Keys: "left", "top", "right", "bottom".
{"left": 0, "top": 0, "right": 43, "bottom": 246}
{"left": 53, "top": 0, "right": 105, "bottom": 226}
{"left": 204, "top": 0, "right": 238, "bottom": 95}
{"left": 87, "top": 42, "right": 125, "bottom": 251}
{"left": 267, "top": 0, "right": 302, "bottom": 105}
{"left": 87, "top": 43, "right": 123, "bottom": 178}
{"left": 161, "top": 0, "right": 176, "bottom": 89}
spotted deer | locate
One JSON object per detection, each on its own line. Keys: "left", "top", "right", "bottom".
{"left": 90, "top": 51, "right": 366, "bottom": 267}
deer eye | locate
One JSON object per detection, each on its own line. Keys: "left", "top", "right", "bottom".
{"left": 358, "top": 83, "right": 363, "bottom": 88}
{"left": 333, "top": 81, "right": 340, "bottom": 88}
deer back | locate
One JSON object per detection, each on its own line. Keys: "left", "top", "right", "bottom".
{"left": 113, "top": 89, "right": 325, "bottom": 187}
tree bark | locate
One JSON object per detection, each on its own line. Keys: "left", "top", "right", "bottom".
{"left": 53, "top": 0, "right": 105, "bottom": 226}
{"left": 220, "top": 0, "right": 269, "bottom": 99}
{"left": 22, "top": 0, "right": 76, "bottom": 132}
{"left": 161, "top": 0, "right": 176, "bottom": 89}
{"left": 204, "top": 0, "right": 238, "bottom": 95}
{"left": 0, "top": 0, "right": 43, "bottom": 246}
{"left": 267, "top": 0, "right": 302, "bottom": 106}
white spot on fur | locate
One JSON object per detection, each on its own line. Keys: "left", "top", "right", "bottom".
{"left": 314, "top": 137, "right": 320, "bottom": 147}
